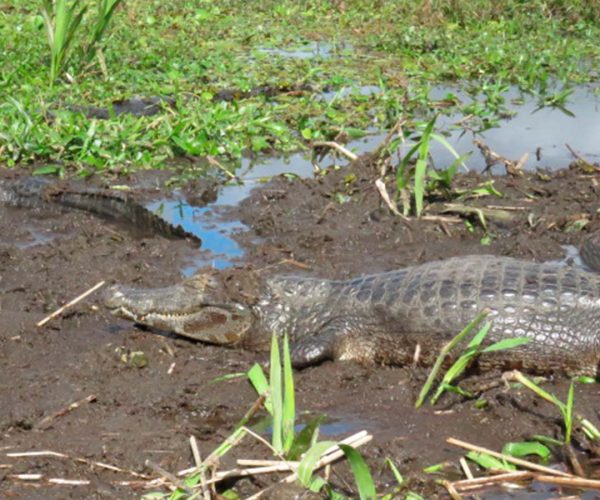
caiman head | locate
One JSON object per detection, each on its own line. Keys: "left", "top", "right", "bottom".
{"left": 104, "top": 269, "right": 262, "bottom": 346}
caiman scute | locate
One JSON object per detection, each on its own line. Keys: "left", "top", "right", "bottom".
{"left": 105, "top": 253, "right": 600, "bottom": 378}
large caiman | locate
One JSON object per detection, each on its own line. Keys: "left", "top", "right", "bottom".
{"left": 105, "top": 239, "right": 600, "bottom": 378}
{"left": 0, "top": 176, "right": 199, "bottom": 243}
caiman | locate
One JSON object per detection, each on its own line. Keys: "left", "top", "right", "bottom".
{"left": 105, "top": 236, "right": 600, "bottom": 378}
{"left": 0, "top": 176, "right": 199, "bottom": 242}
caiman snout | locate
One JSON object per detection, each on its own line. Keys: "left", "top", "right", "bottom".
{"left": 103, "top": 278, "right": 254, "bottom": 346}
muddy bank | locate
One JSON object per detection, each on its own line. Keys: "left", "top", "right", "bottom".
{"left": 1, "top": 159, "right": 600, "bottom": 498}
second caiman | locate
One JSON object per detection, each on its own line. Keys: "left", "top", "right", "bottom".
{"left": 105, "top": 239, "right": 600, "bottom": 377}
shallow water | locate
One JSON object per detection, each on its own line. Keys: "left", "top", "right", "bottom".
{"left": 257, "top": 41, "right": 350, "bottom": 59}
{"left": 148, "top": 84, "right": 600, "bottom": 270}
{"left": 430, "top": 84, "right": 600, "bottom": 172}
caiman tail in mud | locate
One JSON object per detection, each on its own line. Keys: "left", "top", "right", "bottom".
{"left": 105, "top": 253, "right": 600, "bottom": 378}
{"left": 0, "top": 176, "right": 199, "bottom": 243}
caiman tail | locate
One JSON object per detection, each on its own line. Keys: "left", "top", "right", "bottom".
{"left": 0, "top": 176, "right": 200, "bottom": 243}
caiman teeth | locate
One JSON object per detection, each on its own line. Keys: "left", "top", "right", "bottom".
{"left": 114, "top": 306, "right": 197, "bottom": 322}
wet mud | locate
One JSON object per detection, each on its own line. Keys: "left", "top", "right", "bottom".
{"left": 1, "top": 158, "right": 600, "bottom": 498}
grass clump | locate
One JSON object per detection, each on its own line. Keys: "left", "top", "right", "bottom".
{"left": 415, "top": 310, "right": 531, "bottom": 407}
{"left": 41, "top": 0, "right": 124, "bottom": 85}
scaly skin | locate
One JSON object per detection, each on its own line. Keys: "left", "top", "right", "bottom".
{"left": 0, "top": 176, "right": 199, "bottom": 242}
{"left": 105, "top": 255, "right": 600, "bottom": 377}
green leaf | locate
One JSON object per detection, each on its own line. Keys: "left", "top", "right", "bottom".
{"left": 385, "top": 458, "right": 404, "bottom": 486}
{"left": 32, "top": 164, "right": 64, "bottom": 177}
{"left": 501, "top": 441, "right": 551, "bottom": 461}
{"left": 308, "top": 476, "right": 328, "bottom": 493}
{"left": 338, "top": 444, "right": 377, "bottom": 500}
{"left": 301, "top": 128, "right": 313, "bottom": 140}
{"left": 422, "top": 462, "right": 447, "bottom": 473}
{"left": 270, "top": 335, "right": 283, "bottom": 452}
{"left": 282, "top": 334, "right": 295, "bottom": 453}
{"left": 415, "top": 311, "right": 489, "bottom": 408}
{"left": 247, "top": 363, "right": 272, "bottom": 414}
{"left": 481, "top": 337, "right": 531, "bottom": 353}
{"left": 466, "top": 451, "right": 515, "bottom": 471}
{"left": 297, "top": 441, "right": 336, "bottom": 487}
{"left": 251, "top": 135, "right": 270, "bottom": 152}
{"left": 564, "top": 381, "right": 574, "bottom": 443}
{"left": 414, "top": 116, "right": 436, "bottom": 216}
{"left": 287, "top": 415, "right": 325, "bottom": 461}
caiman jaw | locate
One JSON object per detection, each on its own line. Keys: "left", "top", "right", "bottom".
{"left": 104, "top": 277, "right": 253, "bottom": 345}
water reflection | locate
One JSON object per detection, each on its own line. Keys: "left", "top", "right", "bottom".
{"left": 430, "top": 85, "right": 600, "bottom": 172}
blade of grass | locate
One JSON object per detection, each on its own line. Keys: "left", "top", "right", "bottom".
{"left": 247, "top": 363, "right": 272, "bottom": 415}
{"left": 415, "top": 310, "right": 489, "bottom": 408}
{"left": 297, "top": 440, "right": 337, "bottom": 488}
{"left": 502, "top": 441, "right": 551, "bottom": 461}
{"left": 270, "top": 334, "right": 283, "bottom": 453}
{"left": 414, "top": 117, "right": 436, "bottom": 216}
{"left": 565, "top": 381, "right": 574, "bottom": 443}
{"left": 282, "top": 333, "right": 295, "bottom": 453}
{"left": 338, "top": 444, "right": 377, "bottom": 500}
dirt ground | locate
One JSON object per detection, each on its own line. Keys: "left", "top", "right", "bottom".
{"left": 1, "top": 157, "right": 600, "bottom": 499}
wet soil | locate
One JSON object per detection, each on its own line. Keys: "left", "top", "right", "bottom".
{"left": 1, "top": 158, "right": 600, "bottom": 498}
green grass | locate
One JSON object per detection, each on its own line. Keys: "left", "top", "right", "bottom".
{"left": 415, "top": 310, "right": 531, "bottom": 408}
{"left": 1, "top": 0, "right": 600, "bottom": 175}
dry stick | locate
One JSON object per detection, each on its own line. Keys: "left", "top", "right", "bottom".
{"left": 446, "top": 437, "right": 573, "bottom": 478}
{"left": 451, "top": 471, "right": 533, "bottom": 492}
{"left": 36, "top": 394, "right": 97, "bottom": 429}
{"left": 48, "top": 478, "right": 90, "bottom": 486}
{"left": 146, "top": 459, "right": 188, "bottom": 493}
{"left": 373, "top": 117, "right": 406, "bottom": 159}
{"left": 189, "top": 436, "right": 210, "bottom": 500}
{"left": 459, "top": 457, "right": 474, "bottom": 480}
{"left": 238, "top": 459, "right": 295, "bottom": 467}
{"left": 206, "top": 155, "right": 237, "bottom": 180}
{"left": 9, "top": 473, "right": 44, "bottom": 481}
{"left": 205, "top": 431, "right": 372, "bottom": 489}
{"left": 420, "top": 215, "right": 462, "bottom": 224}
{"left": 242, "top": 426, "right": 289, "bottom": 463}
{"left": 37, "top": 281, "right": 106, "bottom": 327}
{"left": 7, "top": 449, "right": 150, "bottom": 479}
{"left": 178, "top": 395, "right": 266, "bottom": 476}
{"left": 565, "top": 143, "right": 598, "bottom": 170}
{"left": 565, "top": 442, "right": 585, "bottom": 478}
{"left": 441, "top": 479, "right": 463, "bottom": 500}
{"left": 375, "top": 178, "right": 410, "bottom": 221}
{"left": 311, "top": 141, "right": 358, "bottom": 162}
{"left": 534, "top": 474, "right": 600, "bottom": 490}
{"left": 459, "top": 457, "right": 482, "bottom": 500}
{"left": 6, "top": 474, "right": 167, "bottom": 488}
{"left": 190, "top": 436, "right": 202, "bottom": 469}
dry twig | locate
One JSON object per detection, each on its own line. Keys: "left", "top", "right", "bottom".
{"left": 37, "top": 281, "right": 106, "bottom": 327}
{"left": 312, "top": 141, "right": 358, "bottom": 162}
{"left": 36, "top": 394, "right": 96, "bottom": 429}
{"left": 7, "top": 449, "right": 149, "bottom": 479}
